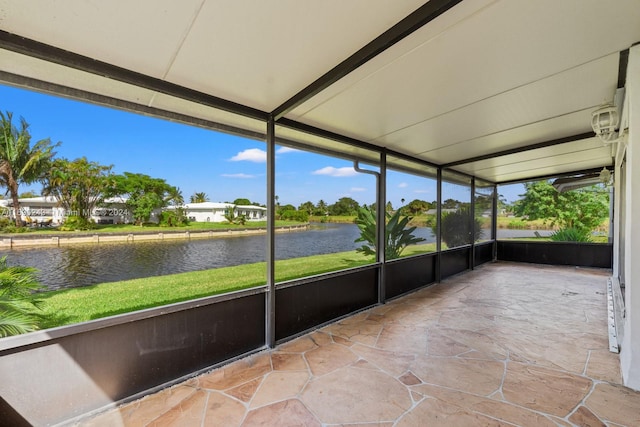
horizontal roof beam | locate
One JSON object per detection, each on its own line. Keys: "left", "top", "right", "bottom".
{"left": 0, "top": 30, "right": 268, "bottom": 121}
{"left": 495, "top": 166, "right": 608, "bottom": 186}
{"left": 0, "top": 71, "right": 268, "bottom": 143}
{"left": 271, "top": 0, "right": 463, "bottom": 120}
{"left": 441, "top": 131, "right": 596, "bottom": 168}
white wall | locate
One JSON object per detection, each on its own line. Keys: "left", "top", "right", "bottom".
{"left": 619, "top": 43, "right": 640, "bottom": 391}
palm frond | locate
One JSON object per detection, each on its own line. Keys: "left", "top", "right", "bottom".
{"left": 0, "top": 308, "right": 40, "bottom": 337}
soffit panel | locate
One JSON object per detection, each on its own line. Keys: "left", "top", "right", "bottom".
{"left": 156, "top": 0, "right": 425, "bottom": 112}
{"left": 377, "top": 54, "right": 617, "bottom": 162}
{"left": 454, "top": 139, "right": 614, "bottom": 182}
{"left": 0, "top": 49, "right": 158, "bottom": 106}
{"left": 275, "top": 125, "right": 380, "bottom": 164}
{"left": 0, "top": 49, "right": 265, "bottom": 137}
{"left": 461, "top": 138, "right": 608, "bottom": 171}
{"left": 0, "top": 0, "right": 637, "bottom": 185}
{"left": 288, "top": 0, "right": 640, "bottom": 148}
{"left": 477, "top": 155, "right": 613, "bottom": 183}
{"left": 472, "top": 145, "right": 611, "bottom": 176}
{"left": 285, "top": 0, "right": 497, "bottom": 123}
{"left": 415, "top": 110, "right": 592, "bottom": 166}
{"left": 0, "top": 0, "right": 426, "bottom": 113}
{"left": 148, "top": 93, "right": 265, "bottom": 136}
{"left": 0, "top": 0, "right": 206, "bottom": 79}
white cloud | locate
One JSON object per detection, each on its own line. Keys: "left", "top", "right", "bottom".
{"left": 398, "top": 182, "right": 408, "bottom": 188}
{"left": 276, "top": 147, "right": 299, "bottom": 154}
{"left": 230, "top": 148, "right": 266, "bottom": 163}
{"left": 350, "top": 187, "right": 366, "bottom": 192}
{"left": 312, "top": 166, "right": 357, "bottom": 177}
{"left": 221, "top": 173, "right": 255, "bottom": 179}
{"left": 414, "top": 189, "right": 431, "bottom": 194}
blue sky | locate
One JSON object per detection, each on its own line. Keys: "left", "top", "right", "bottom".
{"left": 0, "top": 84, "right": 522, "bottom": 206}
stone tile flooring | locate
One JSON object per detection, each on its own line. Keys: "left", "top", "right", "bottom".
{"left": 78, "top": 262, "right": 640, "bottom": 426}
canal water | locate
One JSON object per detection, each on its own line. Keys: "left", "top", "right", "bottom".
{"left": 1, "top": 223, "right": 434, "bottom": 291}
{"left": 0, "top": 224, "right": 550, "bottom": 291}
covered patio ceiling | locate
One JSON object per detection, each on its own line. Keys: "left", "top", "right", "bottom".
{"left": 0, "top": 0, "right": 639, "bottom": 183}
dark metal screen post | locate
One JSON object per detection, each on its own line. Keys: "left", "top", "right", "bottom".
{"left": 378, "top": 152, "right": 387, "bottom": 303}
{"left": 266, "top": 116, "right": 276, "bottom": 347}
{"left": 353, "top": 155, "right": 385, "bottom": 304}
{"left": 492, "top": 183, "right": 498, "bottom": 260}
{"left": 436, "top": 168, "right": 442, "bottom": 282}
{"left": 470, "top": 177, "right": 476, "bottom": 270}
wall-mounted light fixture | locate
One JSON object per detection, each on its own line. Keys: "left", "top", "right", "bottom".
{"left": 591, "top": 103, "right": 619, "bottom": 144}
{"left": 552, "top": 168, "right": 613, "bottom": 192}
{"left": 599, "top": 167, "right": 613, "bottom": 186}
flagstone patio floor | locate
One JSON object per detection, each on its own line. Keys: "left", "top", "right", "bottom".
{"left": 77, "top": 262, "right": 640, "bottom": 426}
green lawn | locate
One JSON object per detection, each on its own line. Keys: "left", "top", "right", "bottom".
{"left": 309, "top": 215, "right": 356, "bottom": 223}
{"left": 31, "top": 243, "right": 436, "bottom": 329}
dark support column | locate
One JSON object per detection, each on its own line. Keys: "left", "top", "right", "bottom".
{"left": 266, "top": 116, "right": 276, "bottom": 348}
{"left": 470, "top": 177, "right": 476, "bottom": 270}
{"left": 353, "top": 157, "right": 385, "bottom": 303}
{"left": 436, "top": 168, "right": 442, "bottom": 282}
{"left": 492, "top": 183, "right": 498, "bottom": 260}
{"left": 378, "top": 151, "right": 387, "bottom": 304}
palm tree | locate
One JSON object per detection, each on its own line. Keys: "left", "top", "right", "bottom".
{"left": 166, "top": 186, "right": 184, "bottom": 206}
{"left": 0, "top": 112, "right": 58, "bottom": 226}
{"left": 190, "top": 191, "right": 209, "bottom": 203}
{"left": 0, "top": 256, "right": 44, "bottom": 337}
{"left": 316, "top": 199, "right": 327, "bottom": 215}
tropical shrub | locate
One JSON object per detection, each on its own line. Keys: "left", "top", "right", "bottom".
{"left": 159, "top": 210, "right": 189, "bottom": 227}
{"left": 355, "top": 206, "right": 426, "bottom": 260}
{"left": 279, "top": 209, "right": 309, "bottom": 222}
{"left": 550, "top": 227, "right": 592, "bottom": 242}
{"left": 0, "top": 217, "right": 28, "bottom": 233}
{"left": 441, "top": 208, "right": 482, "bottom": 248}
{"left": 59, "top": 215, "right": 95, "bottom": 231}
{"left": 224, "top": 206, "right": 247, "bottom": 225}
{"left": 0, "top": 256, "right": 44, "bottom": 337}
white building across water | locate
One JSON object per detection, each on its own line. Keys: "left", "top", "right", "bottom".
{"left": 169, "top": 202, "right": 267, "bottom": 223}
{"left": 0, "top": 196, "right": 131, "bottom": 225}
{"left": 0, "top": 196, "right": 266, "bottom": 225}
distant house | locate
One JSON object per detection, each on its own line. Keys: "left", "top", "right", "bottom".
{"left": 169, "top": 202, "right": 267, "bottom": 223}
{"left": 0, "top": 196, "right": 131, "bottom": 225}
{"left": 0, "top": 197, "right": 267, "bottom": 225}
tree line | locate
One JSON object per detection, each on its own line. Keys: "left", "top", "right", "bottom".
{"left": 291, "top": 197, "right": 437, "bottom": 217}
{"left": 0, "top": 111, "right": 193, "bottom": 229}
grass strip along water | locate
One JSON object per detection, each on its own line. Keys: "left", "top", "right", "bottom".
{"left": 34, "top": 244, "right": 436, "bottom": 330}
